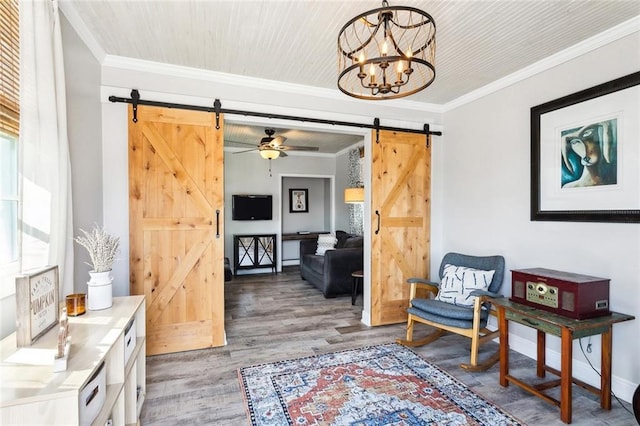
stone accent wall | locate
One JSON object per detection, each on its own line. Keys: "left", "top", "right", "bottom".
{"left": 348, "top": 148, "right": 363, "bottom": 235}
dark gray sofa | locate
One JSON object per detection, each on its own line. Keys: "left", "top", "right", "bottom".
{"left": 299, "top": 231, "right": 363, "bottom": 298}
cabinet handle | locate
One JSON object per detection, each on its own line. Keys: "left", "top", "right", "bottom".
{"left": 522, "top": 317, "right": 539, "bottom": 327}
{"left": 375, "top": 210, "right": 381, "bottom": 235}
{"left": 215, "top": 209, "right": 220, "bottom": 238}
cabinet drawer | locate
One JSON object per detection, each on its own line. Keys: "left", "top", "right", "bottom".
{"left": 124, "top": 318, "right": 136, "bottom": 365}
{"left": 79, "top": 361, "right": 106, "bottom": 426}
{"left": 505, "top": 310, "right": 562, "bottom": 336}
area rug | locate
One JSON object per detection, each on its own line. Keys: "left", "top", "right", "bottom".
{"left": 238, "top": 343, "right": 524, "bottom": 425}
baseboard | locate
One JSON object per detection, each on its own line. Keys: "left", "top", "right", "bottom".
{"left": 282, "top": 259, "right": 300, "bottom": 267}
{"left": 360, "top": 308, "right": 371, "bottom": 326}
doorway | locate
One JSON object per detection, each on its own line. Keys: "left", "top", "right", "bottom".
{"left": 279, "top": 174, "right": 335, "bottom": 269}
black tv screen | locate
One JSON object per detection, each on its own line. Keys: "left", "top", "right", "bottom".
{"left": 232, "top": 195, "right": 273, "bottom": 220}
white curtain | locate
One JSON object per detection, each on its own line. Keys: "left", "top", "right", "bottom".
{"left": 19, "top": 0, "right": 74, "bottom": 297}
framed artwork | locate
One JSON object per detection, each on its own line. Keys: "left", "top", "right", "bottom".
{"left": 15, "top": 265, "right": 60, "bottom": 346}
{"left": 289, "top": 188, "right": 309, "bottom": 213}
{"left": 531, "top": 71, "right": 640, "bottom": 223}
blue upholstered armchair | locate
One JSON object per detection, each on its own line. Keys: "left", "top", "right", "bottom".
{"left": 397, "top": 252, "right": 505, "bottom": 371}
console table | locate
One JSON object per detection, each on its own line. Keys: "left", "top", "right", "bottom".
{"left": 281, "top": 232, "right": 329, "bottom": 263}
{"left": 492, "top": 298, "right": 634, "bottom": 423}
{"left": 233, "top": 234, "right": 277, "bottom": 274}
{"left": 281, "top": 231, "right": 329, "bottom": 241}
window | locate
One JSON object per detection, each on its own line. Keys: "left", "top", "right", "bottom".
{"left": 1, "top": 0, "right": 19, "bottom": 272}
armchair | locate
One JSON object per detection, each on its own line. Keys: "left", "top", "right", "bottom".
{"left": 397, "top": 252, "right": 505, "bottom": 371}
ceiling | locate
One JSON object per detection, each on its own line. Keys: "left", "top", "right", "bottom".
{"left": 62, "top": 0, "right": 640, "bottom": 153}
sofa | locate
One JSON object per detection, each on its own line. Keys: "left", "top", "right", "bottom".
{"left": 299, "top": 231, "right": 364, "bottom": 298}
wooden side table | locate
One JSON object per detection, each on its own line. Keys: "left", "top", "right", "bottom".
{"left": 492, "top": 298, "right": 634, "bottom": 424}
{"left": 351, "top": 270, "right": 363, "bottom": 305}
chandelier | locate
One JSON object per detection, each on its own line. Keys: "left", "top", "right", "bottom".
{"left": 337, "top": 1, "right": 436, "bottom": 100}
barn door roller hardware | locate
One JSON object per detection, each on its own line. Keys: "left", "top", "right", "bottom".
{"left": 110, "top": 90, "right": 443, "bottom": 138}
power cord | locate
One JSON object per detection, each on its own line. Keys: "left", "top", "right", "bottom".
{"left": 578, "top": 338, "right": 633, "bottom": 416}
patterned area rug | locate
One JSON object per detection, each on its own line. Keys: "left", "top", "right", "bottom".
{"left": 238, "top": 343, "right": 524, "bottom": 425}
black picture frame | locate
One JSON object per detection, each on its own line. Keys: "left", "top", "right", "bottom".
{"left": 531, "top": 71, "right": 640, "bottom": 223}
{"left": 289, "top": 188, "right": 309, "bottom": 213}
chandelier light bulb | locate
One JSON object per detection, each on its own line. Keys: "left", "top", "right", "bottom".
{"left": 396, "top": 61, "right": 403, "bottom": 82}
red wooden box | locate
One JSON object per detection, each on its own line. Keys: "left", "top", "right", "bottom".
{"left": 511, "top": 268, "right": 610, "bottom": 319}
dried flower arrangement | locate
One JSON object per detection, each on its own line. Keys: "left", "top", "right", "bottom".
{"left": 74, "top": 225, "right": 120, "bottom": 272}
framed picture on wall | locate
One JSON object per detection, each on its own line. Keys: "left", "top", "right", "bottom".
{"left": 289, "top": 188, "right": 309, "bottom": 213}
{"left": 531, "top": 71, "right": 640, "bottom": 223}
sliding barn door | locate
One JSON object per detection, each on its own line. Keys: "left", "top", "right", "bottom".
{"left": 370, "top": 130, "right": 431, "bottom": 326}
{"left": 129, "top": 105, "right": 225, "bottom": 355}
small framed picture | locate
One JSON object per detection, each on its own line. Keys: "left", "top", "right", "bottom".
{"left": 15, "top": 265, "right": 60, "bottom": 346}
{"left": 289, "top": 188, "right": 309, "bottom": 213}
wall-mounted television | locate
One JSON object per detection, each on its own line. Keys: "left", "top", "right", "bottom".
{"left": 232, "top": 195, "right": 273, "bottom": 221}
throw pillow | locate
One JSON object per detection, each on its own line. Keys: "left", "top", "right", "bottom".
{"left": 315, "top": 233, "right": 337, "bottom": 255}
{"left": 435, "top": 264, "right": 495, "bottom": 307}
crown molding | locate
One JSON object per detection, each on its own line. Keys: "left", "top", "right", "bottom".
{"left": 102, "top": 55, "right": 444, "bottom": 115}
{"left": 58, "top": 0, "right": 106, "bottom": 62}
{"left": 443, "top": 16, "right": 640, "bottom": 112}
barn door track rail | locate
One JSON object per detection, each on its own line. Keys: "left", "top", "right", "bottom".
{"left": 109, "top": 89, "right": 442, "bottom": 145}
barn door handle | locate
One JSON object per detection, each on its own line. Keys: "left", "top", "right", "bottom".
{"left": 215, "top": 209, "right": 220, "bottom": 238}
{"left": 375, "top": 210, "right": 380, "bottom": 235}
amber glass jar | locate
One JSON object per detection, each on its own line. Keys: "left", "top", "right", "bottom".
{"left": 65, "top": 293, "right": 86, "bottom": 316}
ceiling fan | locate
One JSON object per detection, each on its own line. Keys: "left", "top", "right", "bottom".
{"left": 233, "top": 128, "right": 320, "bottom": 160}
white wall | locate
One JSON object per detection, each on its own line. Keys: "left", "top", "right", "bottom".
{"left": 281, "top": 177, "right": 330, "bottom": 234}
{"left": 279, "top": 177, "right": 332, "bottom": 263}
{"left": 61, "top": 14, "right": 103, "bottom": 294}
{"left": 441, "top": 32, "right": 640, "bottom": 400}
{"left": 334, "top": 150, "right": 351, "bottom": 232}
{"left": 224, "top": 151, "right": 337, "bottom": 273}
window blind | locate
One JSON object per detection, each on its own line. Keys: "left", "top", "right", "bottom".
{"left": 0, "top": 0, "right": 19, "bottom": 137}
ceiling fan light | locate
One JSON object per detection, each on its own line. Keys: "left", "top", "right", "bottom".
{"left": 260, "top": 149, "right": 280, "bottom": 160}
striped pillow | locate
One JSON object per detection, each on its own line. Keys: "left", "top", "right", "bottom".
{"left": 435, "top": 264, "right": 495, "bottom": 307}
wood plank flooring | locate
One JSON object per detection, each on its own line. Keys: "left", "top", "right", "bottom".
{"left": 140, "top": 267, "right": 636, "bottom": 425}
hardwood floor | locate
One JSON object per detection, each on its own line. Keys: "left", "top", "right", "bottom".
{"left": 140, "top": 267, "right": 636, "bottom": 425}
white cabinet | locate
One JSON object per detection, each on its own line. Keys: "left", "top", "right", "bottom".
{"left": 0, "top": 296, "right": 146, "bottom": 425}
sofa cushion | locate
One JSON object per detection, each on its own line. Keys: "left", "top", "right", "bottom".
{"left": 316, "top": 233, "right": 337, "bottom": 255}
{"left": 303, "top": 254, "right": 325, "bottom": 275}
{"left": 343, "top": 236, "right": 363, "bottom": 248}
{"left": 335, "top": 231, "right": 351, "bottom": 248}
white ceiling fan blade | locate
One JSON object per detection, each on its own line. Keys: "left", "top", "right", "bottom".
{"left": 233, "top": 148, "right": 259, "bottom": 154}
{"left": 229, "top": 140, "right": 259, "bottom": 148}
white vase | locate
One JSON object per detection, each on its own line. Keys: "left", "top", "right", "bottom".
{"left": 87, "top": 270, "right": 113, "bottom": 310}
